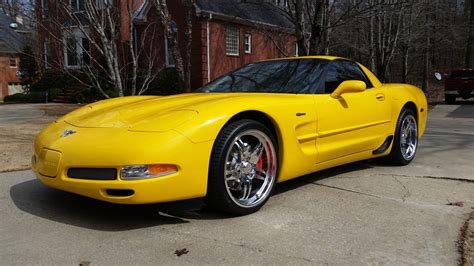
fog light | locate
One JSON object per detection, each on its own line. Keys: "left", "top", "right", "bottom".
{"left": 120, "top": 164, "right": 178, "bottom": 180}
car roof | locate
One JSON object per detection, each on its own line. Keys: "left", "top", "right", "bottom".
{"left": 260, "top": 56, "right": 348, "bottom": 63}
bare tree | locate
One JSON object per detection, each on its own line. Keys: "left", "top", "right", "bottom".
{"left": 33, "top": 0, "right": 162, "bottom": 98}
{"left": 0, "top": 0, "right": 21, "bottom": 18}
{"left": 153, "top": 0, "right": 195, "bottom": 92}
{"left": 281, "top": 0, "right": 379, "bottom": 56}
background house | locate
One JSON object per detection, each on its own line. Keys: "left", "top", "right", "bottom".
{"left": 0, "top": 10, "right": 29, "bottom": 100}
{"left": 134, "top": 0, "right": 296, "bottom": 87}
{"left": 35, "top": 0, "right": 296, "bottom": 101}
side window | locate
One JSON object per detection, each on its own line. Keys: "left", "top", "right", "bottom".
{"left": 324, "top": 61, "right": 346, "bottom": 94}
{"left": 341, "top": 61, "right": 373, "bottom": 88}
{"left": 323, "top": 61, "right": 372, "bottom": 94}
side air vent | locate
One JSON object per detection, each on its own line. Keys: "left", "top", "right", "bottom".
{"left": 105, "top": 189, "right": 134, "bottom": 197}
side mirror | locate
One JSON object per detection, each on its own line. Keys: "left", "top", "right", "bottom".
{"left": 330, "top": 80, "right": 367, "bottom": 99}
{"left": 434, "top": 72, "right": 443, "bottom": 81}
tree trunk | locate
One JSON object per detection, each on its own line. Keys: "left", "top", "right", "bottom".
{"left": 422, "top": 21, "right": 430, "bottom": 92}
{"left": 402, "top": 48, "right": 409, "bottom": 83}
{"left": 466, "top": 0, "right": 474, "bottom": 68}
{"left": 369, "top": 9, "right": 376, "bottom": 74}
{"left": 153, "top": 0, "right": 194, "bottom": 92}
{"left": 183, "top": 0, "right": 194, "bottom": 92}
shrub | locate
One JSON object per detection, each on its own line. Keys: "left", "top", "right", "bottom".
{"left": 70, "top": 87, "right": 106, "bottom": 104}
{"left": 145, "top": 68, "right": 181, "bottom": 95}
{"left": 3, "top": 92, "right": 47, "bottom": 103}
{"left": 30, "top": 70, "right": 72, "bottom": 93}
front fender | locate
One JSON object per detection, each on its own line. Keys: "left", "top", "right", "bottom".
{"left": 385, "top": 84, "right": 428, "bottom": 138}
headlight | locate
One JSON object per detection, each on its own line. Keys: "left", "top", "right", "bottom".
{"left": 120, "top": 164, "right": 178, "bottom": 180}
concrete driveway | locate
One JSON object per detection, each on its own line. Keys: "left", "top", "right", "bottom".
{"left": 0, "top": 104, "right": 473, "bottom": 265}
{"left": 0, "top": 104, "right": 80, "bottom": 172}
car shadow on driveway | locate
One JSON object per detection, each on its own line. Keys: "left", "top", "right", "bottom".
{"left": 9, "top": 179, "right": 194, "bottom": 231}
{"left": 273, "top": 162, "right": 373, "bottom": 196}
{"left": 9, "top": 162, "right": 373, "bottom": 232}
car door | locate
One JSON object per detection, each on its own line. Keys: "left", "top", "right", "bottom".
{"left": 314, "top": 60, "right": 391, "bottom": 163}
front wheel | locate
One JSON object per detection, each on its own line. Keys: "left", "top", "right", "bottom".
{"left": 206, "top": 119, "right": 278, "bottom": 215}
{"left": 387, "top": 108, "right": 418, "bottom": 166}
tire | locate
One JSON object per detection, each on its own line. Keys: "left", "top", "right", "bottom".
{"left": 206, "top": 119, "right": 278, "bottom": 215}
{"left": 445, "top": 94, "right": 456, "bottom": 104}
{"left": 387, "top": 108, "right": 418, "bottom": 166}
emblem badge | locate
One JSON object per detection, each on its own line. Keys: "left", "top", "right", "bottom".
{"left": 61, "top": 130, "right": 77, "bottom": 138}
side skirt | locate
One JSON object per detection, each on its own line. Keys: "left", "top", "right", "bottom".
{"left": 372, "top": 135, "right": 394, "bottom": 155}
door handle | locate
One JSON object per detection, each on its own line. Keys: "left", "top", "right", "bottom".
{"left": 376, "top": 94, "right": 385, "bottom": 101}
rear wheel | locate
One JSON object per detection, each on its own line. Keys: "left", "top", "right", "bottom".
{"left": 206, "top": 120, "right": 278, "bottom": 215}
{"left": 387, "top": 108, "right": 418, "bottom": 166}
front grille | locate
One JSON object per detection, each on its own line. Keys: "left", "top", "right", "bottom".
{"left": 67, "top": 168, "right": 117, "bottom": 180}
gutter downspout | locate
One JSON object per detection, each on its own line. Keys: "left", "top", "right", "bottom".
{"left": 206, "top": 13, "right": 213, "bottom": 83}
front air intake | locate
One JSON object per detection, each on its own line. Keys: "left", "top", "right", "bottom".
{"left": 67, "top": 168, "right": 117, "bottom": 180}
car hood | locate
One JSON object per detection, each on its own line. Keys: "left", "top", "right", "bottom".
{"left": 62, "top": 93, "right": 245, "bottom": 131}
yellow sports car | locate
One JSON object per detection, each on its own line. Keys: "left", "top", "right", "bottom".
{"left": 33, "top": 56, "right": 427, "bottom": 215}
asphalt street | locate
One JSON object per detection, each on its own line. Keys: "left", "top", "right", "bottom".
{"left": 0, "top": 104, "right": 473, "bottom": 264}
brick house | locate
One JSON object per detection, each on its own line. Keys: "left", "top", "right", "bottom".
{"left": 0, "top": 11, "right": 28, "bottom": 100}
{"left": 36, "top": 0, "right": 296, "bottom": 93}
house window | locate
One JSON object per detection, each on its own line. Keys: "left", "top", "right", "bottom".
{"left": 165, "top": 38, "right": 175, "bottom": 67}
{"left": 244, "top": 34, "right": 252, "bottom": 54}
{"left": 44, "top": 41, "right": 52, "bottom": 68}
{"left": 165, "top": 20, "right": 178, "bottom": 68}
{"left": 64, "top": 30, "right": 90, "bottom": 68}
{"left": 66, "top": 37, "right": 78, "bottom": 67}
{"left": 70, "top": 0, "right": 85, "bottom": 12}
{"left": 9, "top": 56, "right": 17, "bottom": 68}
{"left": 226, "top": 26, "right": 239, "bottom": 56}
{"left": 96, "top": 0, "right": 112, "bottom": 9}
{"left": 274, "top": 0, "right": 288, "bottom": 8}
{"left": 41, "top": 0, "right": 48, "bottom": 17}
{"left": 82, "top": 38, "right": 90, "bottom": 65}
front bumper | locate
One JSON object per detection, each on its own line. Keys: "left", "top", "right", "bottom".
{"left": 32, "top": 122, "right": 213, "bottom": 204}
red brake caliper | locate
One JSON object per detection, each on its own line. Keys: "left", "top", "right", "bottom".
{"left": 256, "top": 144, "right": 274, "bottom": 176}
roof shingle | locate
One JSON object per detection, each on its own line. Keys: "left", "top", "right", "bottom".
{"left": 0, "top": 11, "right": 27, "bottom": 54}
{"left": 195, "top": 0, "right": 293, "bottom": 29}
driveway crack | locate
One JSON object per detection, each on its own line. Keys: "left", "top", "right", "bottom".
{"left": 379, "top": 173, "right": 474, "bottom": 184}
{"left": 392, "top": 176, "right": 411, "bottom": 202}
{"left": 305, "top": 181, "right": 383, "bottom": 199}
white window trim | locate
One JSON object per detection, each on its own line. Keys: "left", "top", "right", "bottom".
{"left": 165, "top": 38, "right": 175, "bottom": 68}
{"left": 70, "top": 0, "right": 85, "bottom": 12}
{"left": 9, "top": 57, "right": 17, "bottom": 68}
{"left": 244, "top": 34, "right": 252, "bottom": 54}
{"left": 226, "top": 26, "right": 240, "bottom": 56}
{"left": 63, "top": 29, "right": 88, "bottom": 69}
{"left": 41, "top": 0, "right": 48, "bottom": 18}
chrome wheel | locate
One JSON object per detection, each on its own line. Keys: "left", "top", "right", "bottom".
{"left": 400, "top": 114, "right": 418, "bottom": 160}
{"left": 224, "top": 129, "right": 277, "bottom": 208}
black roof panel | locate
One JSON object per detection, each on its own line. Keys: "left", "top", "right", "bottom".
{"left": 196, "top": 0, "right": 293, "bottom": 29}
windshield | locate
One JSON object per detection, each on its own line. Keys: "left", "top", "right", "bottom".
{"left": 198, "top": 59, "right": 329, "bottom": 94}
